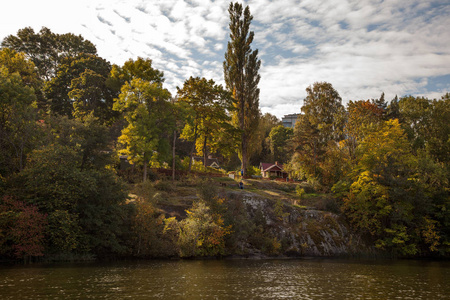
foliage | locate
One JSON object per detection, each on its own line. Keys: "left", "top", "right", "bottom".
{"left": 1, "top": 25, "right": 449, "bottom": 259}
{"left": 296, "top": 186, "right": 305, "bottom": 199}
{"left": 2, "top": 26, "right": 96, "bottom": 81}
{"left": 177, "top": 76, "right": 233, "bottom": 170}
{"left": 340, "top": 119, "right": 449, "bottom": 256}
{"left": 290, "top": 82, "right": 345, "bottom": 188}
{"left": 268, "top": 125, "right": 293, "bottom": 164}
{"left": 165, "top": 201, "right": 231, "bottom": 257}
{"left": 249, "top": 113, "right": 282, "bottom": 165}
{"left": 0, "top": 196, "right": 47, "bottom": 261}
{"left": 5, "top": 124, "right": 130, "bottom": 257}
{"left": 109, "top": 57, "right": 164, "bottom": 91}
{"left": 44, "top": 54, "right": 113, "bottom": 119}
{"left": 0, "top": 66, "right": 41, "bottom": 176}
{"left": 0, "top": 48, "right": 40, "bottom": 87}
{"left": 113, "top": 77, "right": 173, "bottom": 182}
{"left": 131, "top": 199, "right": 176, "bottom": 257}
{"left": 274, "top": 199, "right": 290, "bottom": 222}
{"left": 46, "top": 210, "right": 81, "bottom": 254}
{"left": 224, "top": 2, "right": 261, "bottom": 176}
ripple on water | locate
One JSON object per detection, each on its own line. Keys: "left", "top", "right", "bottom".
{"left": 0, "top": 259, "right": 449, "bottom": 299}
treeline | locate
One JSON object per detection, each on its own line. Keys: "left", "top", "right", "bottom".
{"left": 0, "top": 4, "right": 270, "bottom": 262}
{"left": 0, "top": 18, "right": 449, "bottom": 261}
{"left": 288, "top": 82, "right": 449, "bottom": 257}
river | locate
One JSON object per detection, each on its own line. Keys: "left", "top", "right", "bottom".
{"left": 0, "top": 258, "right": 448, "bottom": 299}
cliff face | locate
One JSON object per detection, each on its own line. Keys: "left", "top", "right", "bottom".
{"left": 226, "top": 191, "right": 371, "bottom": 257}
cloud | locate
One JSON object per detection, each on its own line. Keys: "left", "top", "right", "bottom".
{"left": 1, "top": 0, "right": 449, "bottom": 119}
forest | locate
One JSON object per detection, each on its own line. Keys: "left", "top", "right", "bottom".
{"left": 0, "top": 3, "right": 449, "bottom": 262}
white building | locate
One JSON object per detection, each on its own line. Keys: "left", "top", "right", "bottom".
{"left": 281, "top": 113, "right": 300, "bottom": 128}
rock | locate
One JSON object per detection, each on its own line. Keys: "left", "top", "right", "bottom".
{"left": 224, "top": 190, "right": 372, "bottom": 257}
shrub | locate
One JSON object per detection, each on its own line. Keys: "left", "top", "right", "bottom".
{"left": 154, "top": 180, "right": 174, "bottom": 192}
{"left": 295, "top": 186, "right": 305, "bottom": 199}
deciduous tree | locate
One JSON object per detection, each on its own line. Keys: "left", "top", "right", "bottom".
{"left": 113, "top": 78, "right": 173, "bottom": 181}
{"left": 2, "top": 27, "right": 96, "bottom": 80}
{"left": 224, "top": 2, "right": 261, "bottom": 176}
{"left": 177, "top": 76, "right": 232, "bottom": 170}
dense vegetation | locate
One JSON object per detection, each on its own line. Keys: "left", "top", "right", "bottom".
{"left": 0, "top": 3, "right": 448, "bottom": 262}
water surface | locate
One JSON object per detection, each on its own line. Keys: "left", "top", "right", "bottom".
{"left": 0, "top": 259, "right": 448, "bottom": 299}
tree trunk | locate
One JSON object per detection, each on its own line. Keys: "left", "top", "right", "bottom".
{"left": 143, "top": 153, "right": 148, "bottom": 182}
{"left": 241, "top": 131, "right": 247, "bottom": 177}
{"left": 188, "top": 124, "right": 198, "bottom": 172}
{"left": 172, "top": 130, "right": 176, "bottom": 181}
{"left": 203, "top": 135, "right": 208, "bottom": 167}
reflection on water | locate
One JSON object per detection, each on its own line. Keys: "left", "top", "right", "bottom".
{"left": 0, "top": 259, "right": 449, "bottom": 299}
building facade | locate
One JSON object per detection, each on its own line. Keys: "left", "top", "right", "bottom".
{"left": 281, "top": 113, "right": 300, "bottom": 128}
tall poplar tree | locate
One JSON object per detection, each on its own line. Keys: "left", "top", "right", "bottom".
{"left": 223, "top": 2, "right": 261, "bottom": 176}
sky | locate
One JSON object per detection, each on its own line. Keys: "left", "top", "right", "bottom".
{"left": 1, "top": 0, "right": 449, "bottom": 119}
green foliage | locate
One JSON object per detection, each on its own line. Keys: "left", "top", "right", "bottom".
{"left": 154, "top": 180, "right": 175, "bottom": 193}
{"left": 248, "top": 113, "right": 282, "bottom": 166}
{"left": 290, "top": 82, "right": 345, "bottom": 188}
{"left": 47, "top": 210, "right": 81, "bottom": 254}
{"left": 2, "top": 26, "right": 97, "bottom": 81}
{"left": 109, "top": 57, "right": 164, "bottom": 91}
{"left": 131, "top": 199, "right": 177, "bottom": 257}
{"left": 340, "top": 118, "right": 449, "bottom": 256}
{"left": 224, "top": 2, "right": 261, "bottom": 176}
{"left": 114, "top": 77, "right": 173, "bottom": 181}
{"left": 295, "top": 186, "right": 305, "bottom": 199}
{"left": 0, "top": 66, "right": 40, "bottom": 176}
{"left": 4, "top": 120, "right": 130, "bottom": 257}
{"left": 177, "top": 76, "right": 233, "bottom": 170}
{"left": 44, "top": 54, "right": 113, "bottom": 119}
{"left": 246, "top": 165, "right": 262, "bottom": 176}
{"left": 274, "top": 199, "right": 290, "bottom": 222}
{"left": 165, "top": 201, "right": 231, "bottom": 257}
{"left": 0, "top": 48, "right": 40, "bottom": 87}
{"left": 268, "top": 125, "right": 293, "bottom": 163}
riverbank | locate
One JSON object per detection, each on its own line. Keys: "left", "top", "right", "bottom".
{"left": 126, "top": 176, "right": 375, "bottom": 259}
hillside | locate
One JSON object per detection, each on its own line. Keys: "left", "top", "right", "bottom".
{"left": 130, "top": 176, "right": 372, "bottom": 258}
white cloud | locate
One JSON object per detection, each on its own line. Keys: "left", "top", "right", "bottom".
{"left": 1, "top": 0, "right": 449, "bottom": 118}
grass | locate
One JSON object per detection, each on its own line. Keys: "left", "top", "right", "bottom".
{"left": 129, "top": 175, "right": 336, "bottom": 213}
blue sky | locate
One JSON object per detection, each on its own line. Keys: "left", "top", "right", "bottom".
{"left": 2, "top": 0, "right": 449, "bottom": 118}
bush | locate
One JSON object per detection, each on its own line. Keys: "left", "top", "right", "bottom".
{"left": 246, "top": 166, "right": 261, "bottom": 176}
{"left": 154, "top": 180, "right": 175, "bottom": 192}
{"left": 296, "top": 186, "right": 305, "bottom": 199}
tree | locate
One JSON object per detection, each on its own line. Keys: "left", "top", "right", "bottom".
{"left": 427, "top": 95, "right": 450, "bottom": 166}
{"left": 5, "top": 138, "right": 130, "bottom": 256}
{"left": 249, "top": 113, "right": 281, "bottom": 166}
{"left": 268, "top": 125, "right": 293, "bottom": 163}
{"left": 2, "top": 27, "right": 96, "bottom": 81}
{"left": 165, "top": 200, "right": 231, "bottom": 257}
{"left": 177, "top": 76, "right": 232, "bottom": 171}
{"left": 224, "top": 2, "right": 261, "bottom": 176}
{"left": 290, "top": 82, "right": 345, "bottom": 187}
{"left": 44, "top": 54, "right": 112, "bottom": 118}
{"left": 345, "top": 100, "right": 385, "bottom": 160}
{"left": 340, "top": 119, "right": 448, "bottom": 256}
{"left": 113, "top": 78, "right": 173, "bottom": 181}
{"left": 0, "top": 48, "right": 39, "bottom": 87}
{"left": 397, "top": 95, "right": 449, "bottom": 166}
{"left": 108, "top": 57, "right": 164, "bottom": 91}
{"left": 0, "top": 66, "right": 40, "bottom": 176}
{"left": 69, "top": 69, "right": 116, "bottom": 123}
{"left": 0, "top": 196, "right": 47, "bottom": 261}
{"left": 398, "top": 95, "right": 431, "bottom": 152}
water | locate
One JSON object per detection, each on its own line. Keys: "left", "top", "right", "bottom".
{"left": 0, "top": 259, "right": 449, "bottom": 299}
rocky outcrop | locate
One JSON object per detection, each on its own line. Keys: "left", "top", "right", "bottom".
{"left": 227, "top": 191, "right": 372, "bottom": 257}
